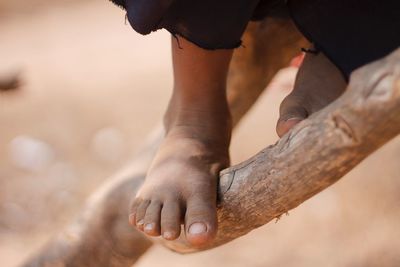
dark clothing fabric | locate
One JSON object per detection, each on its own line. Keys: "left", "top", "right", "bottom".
{"left": 110, "top": 0, "right": 400, "bottom": 78}
{"left": 289, "top": 0, "right": 400, "bottom": 79}
{"left": 112, "top": 0, "right": 276, "bottom": 49}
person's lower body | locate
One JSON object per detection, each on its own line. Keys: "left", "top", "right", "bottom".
{"left": 115, "top": 0, "right": 400, "bottom": 247}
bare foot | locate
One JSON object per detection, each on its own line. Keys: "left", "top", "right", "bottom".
{"left": 276, "top": 50, "right": 347, "bottom": 137}
{"left": 128, "top": 34, "right": 233, "bottom": 246}
{"left": 129, "top": 104, "right": 231, "bottom": 246}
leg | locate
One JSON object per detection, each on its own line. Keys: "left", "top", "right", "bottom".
{"left": 129, "top": 36, "right": 233, "bottom": 247}
{"left": 228, "top": 19, "right": 309, "bottom": 126}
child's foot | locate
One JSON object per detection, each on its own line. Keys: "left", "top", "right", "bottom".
{"left": 129, "top": 105, "right": 231, "bottom": 247}
{"left": 277, "top": 51, "right": 347, "bottom": 137}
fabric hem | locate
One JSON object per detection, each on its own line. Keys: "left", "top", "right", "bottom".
{"left": 165, "top": 28, "right": 242, "bottom": 50}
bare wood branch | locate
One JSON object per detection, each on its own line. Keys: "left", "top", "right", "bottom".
{"left": 21, "top": 18, "right": 307, "bottom": 267}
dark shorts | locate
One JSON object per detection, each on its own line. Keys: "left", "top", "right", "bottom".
{"left": 110, "top": 0, "right": 400, "bottom": 79}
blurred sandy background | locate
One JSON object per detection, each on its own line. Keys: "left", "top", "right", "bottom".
{"left": 1, "top": 1, "right": 399, "bottom": 266}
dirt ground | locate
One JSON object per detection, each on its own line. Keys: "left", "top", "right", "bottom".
{"left": 1, "top": 1, "right": 400, "bottom": 266}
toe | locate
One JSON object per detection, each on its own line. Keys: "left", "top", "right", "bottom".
{"left": 143, "top": 200, "right": 162, "bottom": 236}
{"left": 129, "top": 199, "right": 140, "bottom": 226}
{"left": 185, "top": 195, "right": 217, "bottom": 247}
{"left": 161, "top": 200, "right": 182, "bottom": 240}
{"left": 277, "top": 94, "right": 308, "bottom": 137}
{"left": 276, "top": 117, "right": 304, "bottom": 138}
{"left": 135, "top": 199, "right": 150, "bottom": 231}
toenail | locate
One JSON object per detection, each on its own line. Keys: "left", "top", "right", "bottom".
{"left": 285, "top": 117, "right": 303, "bottom": 122}
{"left": 136, "top": 219, "right": 144, "bottom": 226}
{"left": 188, "top": 222, "right": 207, "bottom": 235}
{"left": 144, "top": 223, "right": 154, "bottom": 232}
{"left": 163, "top": 231, "right": 174, "bottom": 239}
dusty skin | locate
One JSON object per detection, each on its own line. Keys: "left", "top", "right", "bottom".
{"left": 277, "top": 50, "right": 347, "bottom": 137}
{"left": 129, "top": 36, "right": 233, "bottom": 246}
{"left": 1, "top": 1, "right": 400, "bottom": 267}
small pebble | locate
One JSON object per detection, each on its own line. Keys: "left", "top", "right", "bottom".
{"left": 9, "top": 135, "right": 55, "bottom": 172}
{"left": 91, "top": 127, "right": 126, "bottom": 163}
{"left": 0, "top": 202, "right": 30, "bottom": 231}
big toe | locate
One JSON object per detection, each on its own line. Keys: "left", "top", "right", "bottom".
{"left": 277, "top": 95, "right": 308, "bottom": 137}
{"left": 185, "top": 196, "right": 217, "bottom": 247}
{"left": 276, "top": 117, "right": 304, "bottom": 137}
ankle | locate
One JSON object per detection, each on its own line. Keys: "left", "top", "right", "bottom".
{"left": 163, "top": 106, "right": 232, "bottom": 152}
{"left": 163, "top": 87, "right": 231, "bottom": 132}
{"left": 165, "top": 104, "right": 231, "bottom": 123}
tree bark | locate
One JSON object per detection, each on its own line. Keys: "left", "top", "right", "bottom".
{"left": 21, "top": 18, "right": 308, "bottom": 267}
